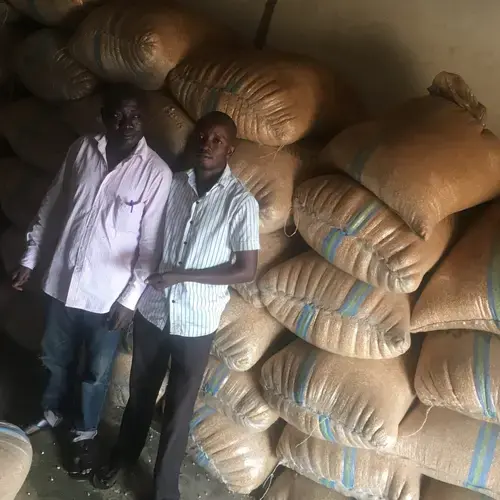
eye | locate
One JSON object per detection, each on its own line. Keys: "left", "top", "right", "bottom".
{"left": 214, "top": 138, "right": 222, "bottom": 144}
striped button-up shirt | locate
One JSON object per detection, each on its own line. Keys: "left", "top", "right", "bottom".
{"left": 21, "top": 134, "right": 172, "bottom": 313}
{"left": 138, "top": 166, "right": 260, "bottom": 337}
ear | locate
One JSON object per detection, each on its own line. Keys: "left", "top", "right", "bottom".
{"left": 227, "top": 145, "right": 235, "bottom": 158}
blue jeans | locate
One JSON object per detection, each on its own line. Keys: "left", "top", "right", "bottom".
{"left": 41, "top": 297, "right": 120, "bottom": 433}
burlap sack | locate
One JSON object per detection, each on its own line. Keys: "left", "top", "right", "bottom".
{"left": 259, "top": 251, "right": 411, "bottom": 358}
{"left": 320, "top": 72, "right": 500, "bottom": 239}
{"left": 415, "top": 330, "right": 500, "bottom": 423}
{"left": 0, "top": 227, "right": 25, "bottom": 275}
{"left": 0, "top": 1, "right": 21, "bottom": 23}
{"left": 187, "top": 403, "right": 279, "bottom": 494}
{"left": 423, "top": 478, "right": 496, "bottom": 500}
{"left": 212, "top": 291, "right": 286, "bottom": 372}
{"left": 200, "top": 356, "right": 278, "bottom": 432}
{"left": 0, "top": 27, "right": 25, "bottom": 86}
{"left": 69, "top": 2, "right": 236, "bottom": 90}
{"left": 58, "top": 93, "right": 104, "bottom": 136}
{"left": 277, "top": 425, "right": 421, "bottom": 500}
{"left": 16, "top": 29, "right": 98, "bottom": 102}
{"left": 267, "top": 469, "right": 347, "bottom": 500}
{"left": 0, "top": 98, "right": 77, "bottom": 174}
{"left": 2, "top": 174, "right": 51, "bottom": 229}
{"left": 224, "top": 140, "right": 317, "bottom": 233}
{"left": 412, "top": 202, "right": 500, "bottom": 333}
{"left": 261, "top": 339, "right": 416, "bottom": 449}
{"left": 105, "top": 350, "right": 132, "bottom": 410}
{"left": 0, "top": 422, "right": 32, "bottom": 500}
{"left": 233, "top": 230, "right": 304, "bottom": 307}
{"left": 7, "top": 0, "right": 100, "bottom": 25}
{"left": 168, "top": 48, "right": 363, "bottom": 146}
{"left": 0, "top": 158, "right": 38, "bottom": 201}
{"left": 3, "top": 290, "right": 46, "bottom": 351}
{"left": 394, "top": 403, "right": 500, "bottom": 497}
{"left": 294, "top": 175, "right": 454, "bottom": 293}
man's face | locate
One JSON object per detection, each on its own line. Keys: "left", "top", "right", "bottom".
{"left": 190, "top": 122, "right": 235, "bottom": 171}
{"left": 103, "top": 98, "right": 143, "bottom": 148}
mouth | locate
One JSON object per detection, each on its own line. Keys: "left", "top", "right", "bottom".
{"left": 197, "top": 152, "right": 213, "bottom": 160}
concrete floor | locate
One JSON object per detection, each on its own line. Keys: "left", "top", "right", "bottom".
{"left": 0, "top": 332, "right": 249, "bottom": 500}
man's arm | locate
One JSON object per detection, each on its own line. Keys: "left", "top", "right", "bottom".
{"left": 13, "top": 139, "right": 80, "bottom": 290}
{"left": 147, "top": 195, "right": 260, "bottom": 290}
{"left": 116, "top": 166, "right": 172, "bottom": 311}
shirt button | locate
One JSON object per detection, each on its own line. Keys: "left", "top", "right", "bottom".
{"left": 172, "top": 300, "right": 176, "bottom": 303}
{"left": 189, "top": 221, "right": 193, "bottom": 224}
{"left": 178, "top": 261, "right": 182, "bottom": 265}
{"left": 183, "top": 241, "right": 187, "bottom": 245}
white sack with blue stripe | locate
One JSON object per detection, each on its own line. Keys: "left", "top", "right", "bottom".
{"left": 259, "top": 251, "right": 411, "bottom": 358}
{"left": 423, "top": 477, "right": 496, "bottom": 500}
{"left": 187, "top": 402, "right": 280, "bottom": 494}
{"left": 412, "top": 202, "right": 500, "bottom": 334}
{"left": 211, "top": 290, "right": 286, "bottom": 372}
{"left": 394, "top": 403, "right": 500, "bottom": 498}
{"left": 415, "top": 330, "right": 500, "bottom": 424}
{"left": 267, "top": 468, "right": 347, "bottom": 500}
{"left": 277, "top": 424, "right": 420, "bottom": 500}
{"left": 293, "top": 175, "right": 453, "bottom": 293}
{"left": 233, "top": 229, "right": 304, "bottom": 307}
{"left": 261, "top": 339, "right": 417, "bottom": 449}
{"left": 319, "top": 72, "right": 500, "bottom": 240}
{"left": 0, "top": 422, "right": 32, "bottom": 500}
{"left": 199, "top": 356, "right": 279, "bottom": 432}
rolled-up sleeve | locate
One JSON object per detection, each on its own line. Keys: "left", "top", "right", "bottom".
{"left": 229, "top": 195, "right": 260, "bottom": 252}
{"left": 118, "top": 164, "right": 172, "bottom": 310}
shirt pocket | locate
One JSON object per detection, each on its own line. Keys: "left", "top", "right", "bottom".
{"left": 113, "top": 197, "right": 144, "bottom": 234}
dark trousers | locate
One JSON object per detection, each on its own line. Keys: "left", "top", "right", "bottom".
{"left": 41, "top": 297, "right": 121, "bottom": 433}
{"left": 113, "top": 313, "right": 213, "bottom": 500}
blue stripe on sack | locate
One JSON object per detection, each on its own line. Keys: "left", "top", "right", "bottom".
{"left": 203, "top": 362, "right": 230, "bottom": 396}
{"left": 318, "top": 415, "right": 336, "bottom": 442}
{"left": 195, "top": 449, "right": 210, "bottom": 467}
{"left": 0, "top": 424, "right": 30, "bottom": 443}
{"left": 337, "top": 281, "right": 373, "bottom": 317}
{"left": 486, "top": 236, "right": 500, "bottom": 326}
{"left": 464, "top": 422, "right": 500, "bottom": 490}
{"left": 293, "top": 351, "right": 317, "bottom": 406}
{"left": 473, "top": 333, "right": 497, "bottom": 420}
{"left": 321, "top": 200, "right": 381, "bottom": 264}
{"left": 296, "top": 304, "right": 316, "bottom": 339}
{"left": 341, "top": 447, "right": 357, "bottom": 490}
{"left": 189, "top": 406, "right": 216, "bottom": 433}
{"left": 346, "top": 144, "right": 378, "bottom": 182}
{"left": 319, "top": 478, "right": 336, "bottom": 489}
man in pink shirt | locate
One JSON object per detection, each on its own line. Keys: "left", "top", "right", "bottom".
{"left": 12, "top": 83, "right": 172, "bottom": 479}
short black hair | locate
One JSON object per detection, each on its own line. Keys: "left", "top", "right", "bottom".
{"left": 196, "top": 111, "right": 237, "bottom": 142}
{"left": 102, "top": 83, "right": 143, "bottom": 113}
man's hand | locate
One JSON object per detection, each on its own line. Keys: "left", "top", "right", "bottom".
{"left": 12, "top": 266, "right": 32, "bottom": 291}
{"left": 108, "top": 302, "right": 134, "bottom": 332}
{"left": 146, "top": 272, "right": 182, "bottom": 291}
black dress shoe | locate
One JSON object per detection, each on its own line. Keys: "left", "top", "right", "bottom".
{"left": 67, "top": 439, "right": 95, "bottom": 480}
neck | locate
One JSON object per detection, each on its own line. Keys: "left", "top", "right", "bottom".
{"left": 194, "top": 165, "right": 225, "bottom": 196}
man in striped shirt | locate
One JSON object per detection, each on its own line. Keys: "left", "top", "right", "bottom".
{"left": 12, "top": 84, "right": 172, "bottom": 479}
{"left": 94, "top": 112, "right": 260, "bottom": 500}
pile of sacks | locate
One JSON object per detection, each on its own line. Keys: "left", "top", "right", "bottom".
{"left": 0, "top": 0, "right": 364, "bottom": 495}
{"left": 258, "top": 72, "right": 500, "bottom": 500}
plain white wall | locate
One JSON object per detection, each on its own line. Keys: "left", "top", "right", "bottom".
{"left": 178, "top": 0, "right": 500, "bottom": 133}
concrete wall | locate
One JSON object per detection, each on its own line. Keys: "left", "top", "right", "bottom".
{"left": 178, "top": 0, "right": 500, "bottom": 134}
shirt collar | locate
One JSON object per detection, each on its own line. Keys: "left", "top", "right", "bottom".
{"left": 185, "top": 165, "right": 232, "bottom": 193}
{"left": 95, "top": 134, "right": 148, "bottom": 164}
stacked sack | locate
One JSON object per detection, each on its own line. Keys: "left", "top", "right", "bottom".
{"left": 258, "top": 72, "right": 500, "bottom": 499}
{"left": 401, "top": 200, "right": 500, "bottom": 498}
{"left": 0, "top": 0, "right": 365, "bottom": 496}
